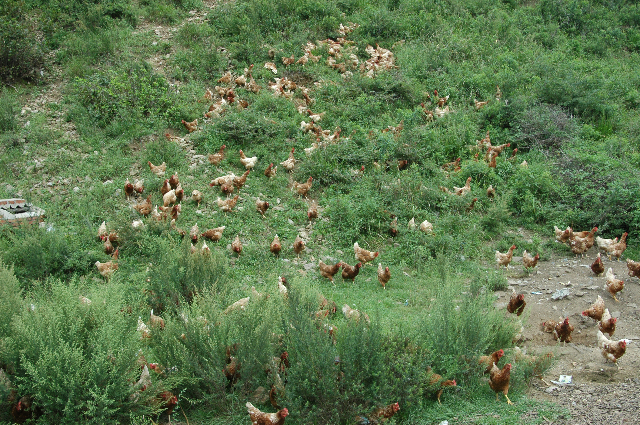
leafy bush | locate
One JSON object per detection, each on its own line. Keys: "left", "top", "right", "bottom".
{"left": 417, "top": 260, "right": 518, "bottom": 379}
{"left": 144, "top": 240, "right": 229, "bottom": 312}
{"left": 514, "top": 103, "right": 577, "bottom": 152}
{"left": 69, "top": 63, "right": 181, "bottom": 129}
{"left": 1, "top": 281, "right": 155, "bottom": 424}
{"left": 0, "top": 261, "right": 22, "bottom": 338}
{"left": 0, "top": 3, "right": 45, "bottom": 82}
{"left": 0, "top": 226, "right": 94, "bottom": 285}
{"left": 0, "top": 89, "right": 19, "bottom": 132}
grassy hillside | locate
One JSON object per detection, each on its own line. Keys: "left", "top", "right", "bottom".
{"left": 1, "top": 0, "right": 639, "bottom": 423}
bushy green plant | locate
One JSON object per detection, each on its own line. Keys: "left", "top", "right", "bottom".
{"left": 144, "top": 240, "right": 229, "bottom": 312}
{"left": 0, "top": 226, "right": 94, "bottom": 285}
{"left": 0, "top": 260, "right": 22, "bottom": 338}
{"left": 2, "top": 281, "right": 154, "bottom": 424}
{"left": 417, "top": 259, "right": 518, "bottom": 380}
{"left": 0, "top": 3, "right": 45, "bottom": 82}
{"left": 0, "top": 89, "right": 19, "bottom": 132}
{"left": 69, "top": 62, "right": 181, "bottom": 129}
{"left": 514, "top": 103, "right": 577, "bottom": 152}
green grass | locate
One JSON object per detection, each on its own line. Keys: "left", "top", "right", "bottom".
{"left": 1, "top": 0, "right": 639, "bottom": 423}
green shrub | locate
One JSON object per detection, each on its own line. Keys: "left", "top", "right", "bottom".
{"left": 0, "top": 226, "right": 94, "bottom": 285}
{"left": 514, "top": 103, "right": 577, "bottom": 152}
{"left": 69, "top": 63, "right": 181, "bottom": 129}
{"left": 417, "top": 260, "right": 518, "bottom": 379}
{"left": 0, "top": 260, "right": 22, "bottom": 338}
{"left": 0, "top": 89, "right": 19, "bottom": 132}
{"left": 170, "top": 43, "right": 225, "bottom": 82}
{"left": 3, "top": 281, "right": 154, "bottom": 424}
{"left": 0, "top": 3, "right": 45, "bottom": 82}
{"left": 144, "top": 240, "right": 229, "bottom": 313}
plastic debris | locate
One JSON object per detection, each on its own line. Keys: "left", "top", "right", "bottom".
{"left": 551, "top": 375, "right": 573, "bottom": 386}
{"left": 551, "top": 288, "right": 571, "bottom": 300}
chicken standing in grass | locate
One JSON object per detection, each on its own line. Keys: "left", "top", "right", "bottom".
{"left": 182, "top": 118, "right": 198, "bottom": 133}
{"left": 256, "top": 199, "right": 269, "bottom": 216}
{"left": 319, "top": 260, "right": 341, "bottom": 283}
{"left": 377, "top": 263, "right": 391, "bottom": 289}
{"left": 341, "top": 262, "right": 362, "bottom": 282}
{"left": 232, "top": 235, "right": 243, "bottom": 256}
{"left": 192, "top": 190, "right": 203, "bottom": 207}
{"left": 264, "top": 162, "right": 277, "bottom": 178}
{"left": 246, "top": 402, "right": 288, "bottom": 425}
{"left": 307, "top": 201, "right": 318, "bottom": 220}
{"left": 208, "top": 144, "right": 226, "bottom": 166}
{"left": 453, "top": 177, "right": 472, "bottom": 196}
{"left": 293, "top": 235, "right": 305, "bottom": 258}
{"left": 280, "top": 147, "right": 296, "bottom": 172}
{"left": 239, "top": 150, "right": 258, "bottom": 169}
{"left": 217, "top": 195, "right": 240, "bottom": 212}
{"left": 270, "top": 235, "right": 282, "bottom": 257}
{"left": 419, "top": 219, "right": 433, "bottom": 234}
{"left": 355, "top": 402, "right": 400, "bottom": 424}
{"left": 148, "top": 161, "right": 166, "bottom": 177}
{"left": 292, "top": 177, "right": 313, "bottom": 197}
{"left": 354, "top": 242, "right": 378, "bottom": 264}
{"left": 489, "top": 363, "right": 513, "bottom": 405}
{"left": 479, "top": 349, "right": 505, "bottom": 374}
{"left": 201, "top": 226, "right": 226, "bottom": 242}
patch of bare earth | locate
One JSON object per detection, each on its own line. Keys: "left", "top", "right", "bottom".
{"left": 497, "top": 248, "right": 640, "bottom": 423}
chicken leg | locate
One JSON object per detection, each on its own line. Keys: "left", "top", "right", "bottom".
{"left": 504, "top": 392, "right": 513, "bottom": 405}
{"left": 496, "top": 391, "right": 513, "bottom": 405}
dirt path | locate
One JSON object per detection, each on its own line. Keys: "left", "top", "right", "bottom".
{"left": 496, "top": 247, "right": 640, "bottom": 423}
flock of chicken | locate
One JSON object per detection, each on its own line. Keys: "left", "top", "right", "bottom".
{"left": 489, "top": 223, "right": 634, "bottom": 406}
{"left": 64, "top": 19, "right": 637, "bottom": 424}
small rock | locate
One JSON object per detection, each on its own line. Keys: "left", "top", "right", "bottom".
{"left": 73, "top": 187, "right": 80, "bottom": 192}
{"left": 545, "top": 386, "right": 560, "bottom": 394}
{"left": 575, "top": 292, "right": 585, "bottom": 297}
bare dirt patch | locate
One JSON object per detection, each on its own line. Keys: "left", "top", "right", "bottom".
{"left": 498, "top": 248, "right": 640, "bottom": 423}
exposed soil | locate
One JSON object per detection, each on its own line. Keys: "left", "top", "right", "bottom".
{"left": 497, "top": 247, "right": 640, "bottom": 424}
